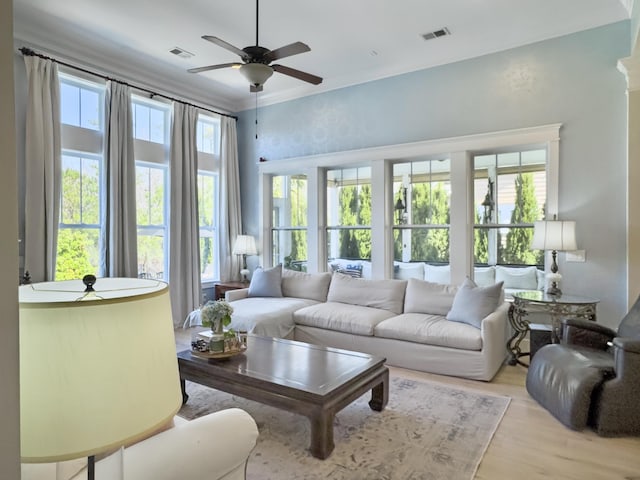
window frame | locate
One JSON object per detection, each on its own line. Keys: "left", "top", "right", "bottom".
{"left": 258, "top": 124, "right": 560, "bottom": 284}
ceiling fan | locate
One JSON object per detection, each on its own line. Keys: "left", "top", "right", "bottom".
{"left": 188, "top": 0, "right": 323, "bottom": 92}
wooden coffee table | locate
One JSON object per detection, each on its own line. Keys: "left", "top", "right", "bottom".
{"left": 177, "top": 335, "right": 389, "bottom": 459}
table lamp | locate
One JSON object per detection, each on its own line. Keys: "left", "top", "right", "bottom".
{"left": 232, "top": 235, "right": 257, "bottom": 282}
{"left": 531, "top": 217, "right": 577, "bottom": 296}
{"left": 19, "top": 276, "right": 182, "bottom": 479}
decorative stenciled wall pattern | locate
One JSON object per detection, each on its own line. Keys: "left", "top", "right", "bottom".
{"left": 236, "top": 21, "right": 630, "bottom": 325}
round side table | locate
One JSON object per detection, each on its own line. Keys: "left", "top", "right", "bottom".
{"left": 506, "top": 290, "right": 599, "bottom": 367}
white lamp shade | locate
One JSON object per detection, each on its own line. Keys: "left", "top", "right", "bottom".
{"left": 19, "top": 278, "right": 182, "bottom": 463}
{"left": 232, "top": 235, "right": 257, "bottom": 256}
{"left": 239, "top": 63, "right": 273, "bottom": 86}
{"left": 531, "top": 220, "right": 578, "bottom": 251}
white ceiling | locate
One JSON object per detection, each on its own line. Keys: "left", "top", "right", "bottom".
{"left": 13, "top": 0, "right": 632, "bottom": 113}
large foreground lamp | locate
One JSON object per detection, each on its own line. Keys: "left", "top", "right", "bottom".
{"left": 233, "top": 235, "right": 258, "bottom": 282}
{"left": 531, "top": 217, "right": 578, "bottom": 296}
{"left": 19, "top": 276, "right": 182, "bottom": 479}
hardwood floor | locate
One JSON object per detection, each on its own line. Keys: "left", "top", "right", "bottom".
{"left": 174, "top": 329, "right": 640, "bottom": 479}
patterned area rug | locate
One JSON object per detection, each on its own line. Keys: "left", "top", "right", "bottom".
{"left": 178, "top": 376, "right": 510, "bottom": 480}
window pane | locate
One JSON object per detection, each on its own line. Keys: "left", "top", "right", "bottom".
{"left": 134, "top": 104, "right": 150, "bottom": 141}
{"left": 197, "top": 121, "right": 217, "bottom": 154}
{"left": 55, "top": 228, "right": 100, "bottom": 280}
{"left": 60, "top": 155, "right": 82, "bottom": 224}
{"left": 135, "top": 164, "right": 165, "bottom": 226}
{"left": 327, "top": 228, "right": 371, "bottom": 261}
{"left": 272, "top": 229, "right": 307, "bottom": 271}
{"left": 198, "top": 172, "right": 217, "bottom": 280}
{"left": 60, "top": 83, "right": 80, "bottom": 126}
{"left": 498, "top": 227, "right": 543, "bottom": 265}
{"left": 81, "top": 157, "right": 100, "bottom": 224}
{"left": 272, "top": 174, "right": 308, "bottom": 269}
{"left": 138, "top": 233, "right": 165, "bottom": 279}
{"left": 80, "top": 88, "right": 100, "bottom": 130}
{"left": 150, "top": 107, "right": 165, "bottom": 143}
{"left": 393, "top": 228, "right": 449, "bottom": 263}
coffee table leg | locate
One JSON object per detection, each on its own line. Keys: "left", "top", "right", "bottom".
{"left": 309, "top": 410, "right": 334, "bottom": 459}
{"left": 368, "top": 369, "right": 389, "bottom": 411}
{"left": 180, "top": 378, "right": 189, "bottom": 405}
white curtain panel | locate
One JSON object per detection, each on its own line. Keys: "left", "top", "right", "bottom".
{"left": 219, "top": 116, "right": 242, "bottom": 282}
{"left": 169, "top": 103, "right": 201, "bottom": 327}
{"left": 101, "top": 81, "right": 138, "bottom": 277}
{"left": 23, "top": 55, "right": 61, "bottom": 282}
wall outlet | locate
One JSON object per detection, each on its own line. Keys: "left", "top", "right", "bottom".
{"left": 566, "top": 250, "right": 586, "bottom": 262}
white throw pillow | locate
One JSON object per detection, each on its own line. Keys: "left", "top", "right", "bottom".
{"left": 446, "top": 278, "right": 504, "bottom": 329}
{"left": 424, "top": 264, "right": 451, "bottom": 284}
{"left": 473, "top": 266, "right": 496, "bottom": 287}
{"left": 495, "top": 265, "right": 538, "bottom": 290}
{"left": 394, "top": 262, "right": 425, "bottom": 280}
{"left": 247, "top": 264, "right": 283, "bottom": 298}
{"left": 404, "top": 278, "right": 458, "bottom": 315}
{"left": 281, "top": 269, "right": 331, "bottom": 302}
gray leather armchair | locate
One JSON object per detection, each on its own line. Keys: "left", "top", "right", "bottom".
{"left": 526, "top": 295, "right": 640, "bottom": 436}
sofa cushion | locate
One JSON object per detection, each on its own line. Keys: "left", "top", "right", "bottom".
{"left": 424, "top": 264, "right": 451, "bottom": 284}
{"left": 248, "top": 265, "right": 283, "bottom": 298}
{"left": 294, "top": 302, "right": 396, "bottom": 336}
{"left": 404, "top": 278, "right": 458, "bottom": 316}
{"left": 495, "top": 265, "right": 538, "bottom": 290}
{"left": 228, "top": 296, "right": 318, "bottom": 338}
{"left": 446, "top": 278, "right": 503, "bottom": 329}
{"left": 473, "top": 266, "right": 496, "bottom": 287}
{"left": 281, "top": 269, "right": 332, "bottom": 302}
{"left": 375, "top": 313, "right": 483, "bottom": 351}
{"left": 394, "top": 262, "right": 425, "bottom": 280}
{"left": 327, "top": 273, "right": 407, "bottom": 314}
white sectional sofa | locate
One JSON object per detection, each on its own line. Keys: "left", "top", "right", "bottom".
{"left": 226, "top": 266, "right": 510, "bottom": 381}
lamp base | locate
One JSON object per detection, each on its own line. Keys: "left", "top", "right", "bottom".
{"left": 546, "top": 283, "right": 562, "bottom": 297}
{"left": 240, "top": 268, "right": 250, "bottom": 283}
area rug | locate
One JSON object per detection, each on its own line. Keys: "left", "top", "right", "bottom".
{"left": 178, "top": 376, "right": 510, "bottom": 480}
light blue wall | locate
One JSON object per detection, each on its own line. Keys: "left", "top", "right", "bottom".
{"left": 236, "top": 22, "right": 631, "bottom": 325}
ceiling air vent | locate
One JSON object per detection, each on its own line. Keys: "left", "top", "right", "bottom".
{"left": 169, "top": 47, "right": 194, "bottom": 59}
{"left": 421, "top": 27, "right": 451, "bottom": 41}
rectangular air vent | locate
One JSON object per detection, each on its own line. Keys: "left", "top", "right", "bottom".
{"left": 421, "top": 27, "right": 451, "bottom": 41}
{"left": 169, "top": 47, "right": 194, "bottom": 59}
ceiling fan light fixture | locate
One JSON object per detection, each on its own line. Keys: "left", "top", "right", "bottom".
{"left": 239, "top": 62, "right": 273, "bottom": 87}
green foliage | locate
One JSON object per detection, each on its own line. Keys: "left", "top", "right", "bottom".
{"left": 474, "top": 209, "right": 489, "bottom": 264}
{"left": 55, "top": 229, "right": 98, "bottom": 280}
{"left": 337, "top": 184, "right": 372, "bottom": 260}
{"left": 410, "top": 183, "right": 450, "bottom": 262}
{"left": 501, "top": 173, "right": 543, "bottom": 265}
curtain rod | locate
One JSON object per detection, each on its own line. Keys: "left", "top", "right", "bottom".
{"left": 19, "top": 47, "right": 238, "bottom": 121}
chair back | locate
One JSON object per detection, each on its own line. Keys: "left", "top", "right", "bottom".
{"left": 618, "top": 294, "right": 640, "bottom": 338}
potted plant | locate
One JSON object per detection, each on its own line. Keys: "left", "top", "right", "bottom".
{"left": 200, "top": 300, "right": 234, "bottom": 353}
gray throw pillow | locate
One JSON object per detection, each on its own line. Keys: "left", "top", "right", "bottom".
{"left": 446, "top": 277, "right": 504, "bottom": 329}
{"left": 247, "top": 264, "right": 283, "bottom": 298}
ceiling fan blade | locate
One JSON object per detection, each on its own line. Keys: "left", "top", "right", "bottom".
{"left": 250, "top": 84, "right": 264, "bottom": 93}
{"left": 272, "top": 64, "right": 323, "bottom": 85}
{"left": 202, "top": 35, "right": 246, "bottom": 58}
{"left": 264, "top": 42, "right": 310, "bottom": 62}
{"left": 188, "top": 62, "right": 242, "bottom": 74}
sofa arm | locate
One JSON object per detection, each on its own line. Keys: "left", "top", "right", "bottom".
{"left": 227, "top": 288, "right": 249, "bottom": 302}
{"left": 480, "top": 302, "right": 510, "bottom": 366}
{"left": 123, "top": 408, "right": 258, "bottom": 480}
{"left": 561, "top": 318, "right": 616, "bottom": 350}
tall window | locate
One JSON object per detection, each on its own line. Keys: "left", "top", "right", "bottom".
{"left": 272, "top": 175, "right": 307, "bottom": 271}
{"left": 197, "top": 114, "right": 221, "bottom": 282}
{"left": 57, "top": 74, "right": 105, "bottom": 280}
{"left": 326, "top": 167, "right": 372, "bottom": 262}
{"left": 132, "top": 96, "right": 170, "bottom": 279}
{"left": 393, "top": 159, "right": 451, "bottom": 265}
{"left": 473, "top": 149, "right": 546, "bottom": 266}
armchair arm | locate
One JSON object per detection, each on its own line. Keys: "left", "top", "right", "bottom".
{"left": 613, "top": 337, "right": 640, "bottom": 354}
{"left": 561, "top": 318, "right": 616, "bottom": 350}
{"left": 123, "top": 408, "right": 258, "bottom": 480}
{"left": 226, "top": 288, "right": 249, "bottom": 302}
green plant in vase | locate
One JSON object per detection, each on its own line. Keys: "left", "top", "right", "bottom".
{"left": 201, "top": 300, "right": 234, "bottom": 334}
